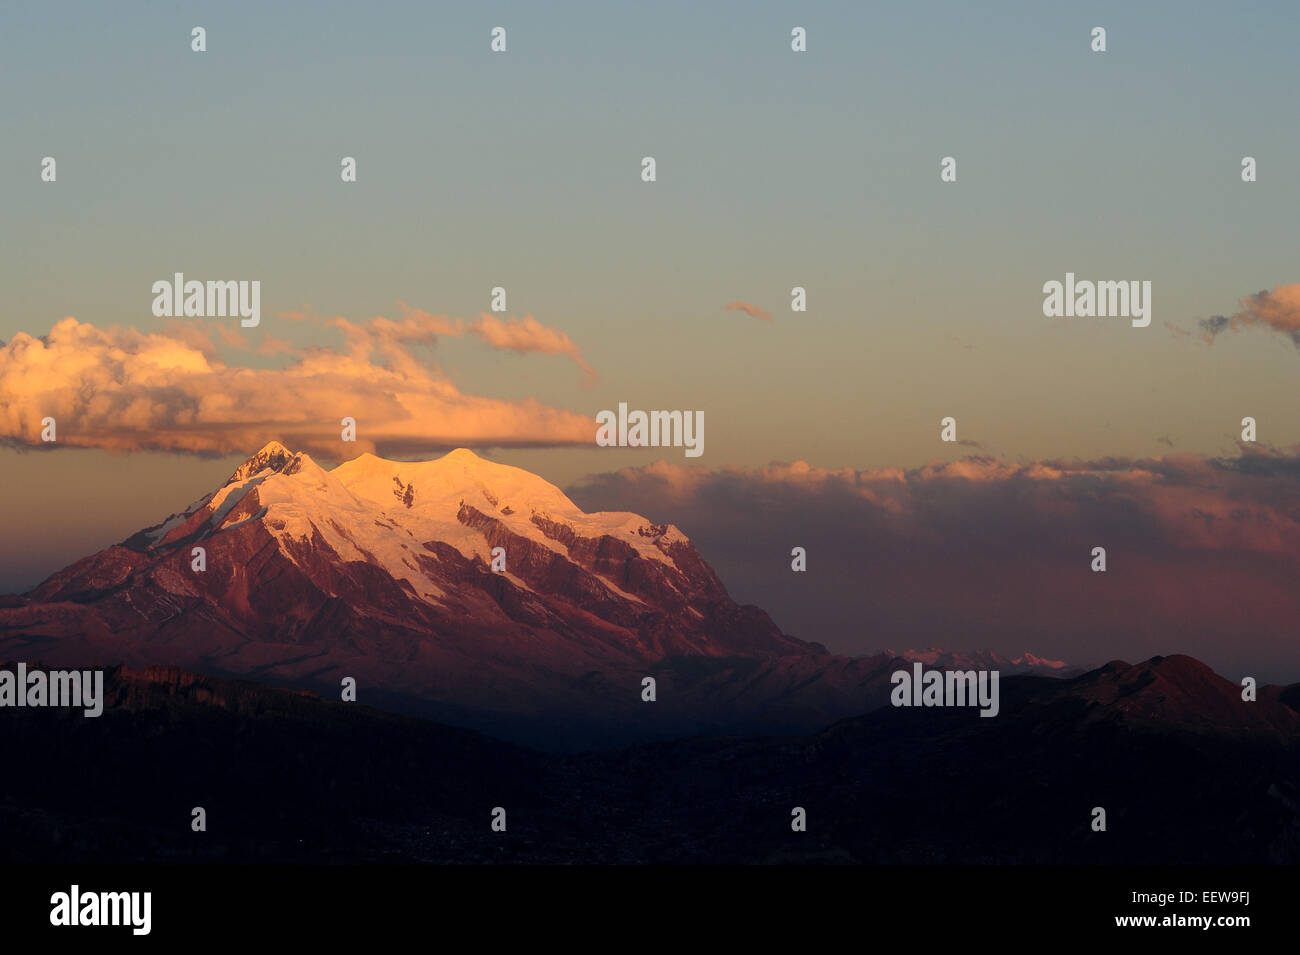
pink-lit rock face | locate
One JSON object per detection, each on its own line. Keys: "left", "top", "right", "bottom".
{"left": 0, "top": 444, "right": 902, "bottom": 743}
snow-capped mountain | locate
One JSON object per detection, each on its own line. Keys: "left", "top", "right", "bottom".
{"left": 885, "top": 647, "right": 1078, "bottom": 675}
{"left": 0, "top": 442, "right": 1072, "bottom": 746}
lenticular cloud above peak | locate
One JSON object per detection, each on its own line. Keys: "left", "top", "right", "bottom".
{"left": 0, "top": 311, "right": 596, "bottom": 457}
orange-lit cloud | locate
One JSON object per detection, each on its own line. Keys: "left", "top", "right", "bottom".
{"left": 723, "top": 301, "right": 773, "bottom": 322}
{"left": 275, "top": 304, "right": 599, "bottom": 386}
{"left": 467, "top": 312, "right": 599, "bottom": 387}
{"left": 0, "top": 312, "right": 596, "bottom": 458}
{"left": 1199, "top": 283, "right": 1300, "bottom": 347}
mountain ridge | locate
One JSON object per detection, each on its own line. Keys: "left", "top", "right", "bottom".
{"left": 5, "top": 653, "right": 1296, "bottom": 862}
{"left": 0, "top": 442, "right": 1075, "bottom": 747}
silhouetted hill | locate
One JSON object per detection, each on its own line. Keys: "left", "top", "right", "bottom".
{"left": 3, "top": 657, "right": 1296, "bottom": 864}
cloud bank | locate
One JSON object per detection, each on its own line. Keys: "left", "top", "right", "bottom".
{"left": 569, "top": 447, "right": 1300, "bottom": 681}
{"left": 0, "top": 308, "right": 597, "bottom": 457}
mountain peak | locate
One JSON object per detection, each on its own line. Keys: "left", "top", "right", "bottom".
{"left": 253, "top": 439, "right": 291, "bottom": 457}
{"left": 1040, "top": 654, "right": 1300, "bottom": 739}
{"left": 333, "top": 446, "right": 580, "bottom": 517}
{"left": 442, "top": 447, "right": 483, "bottom": 462}
{"left": 340, "top": 447, "right": 489, "bottom": 474}
{"left": 227, "top": 440, "right": 299, "bottom": 485}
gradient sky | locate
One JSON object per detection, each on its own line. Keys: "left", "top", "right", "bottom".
{"left": 1, "top": 2, "right": 1298, "bottom": 671}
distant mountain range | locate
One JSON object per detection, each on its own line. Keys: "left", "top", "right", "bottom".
{"left": 887, "top": 647, "right": 1079, "bottom": 675}
{"left": 0, "top": 442, "right": 1074, "bottom": 747}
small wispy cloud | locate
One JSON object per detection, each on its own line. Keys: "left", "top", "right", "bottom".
{"left": 1198, "top": 313, "right": 1233, "bottom": 343}
{"left": 467, "top": 312, "right": 599, "bottom": 387}
{"left": 1200, "top": 283, "right": 1300, "bottom": 348}
{"left": 723, "top": 301, "right": 773, "bottom": 322}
